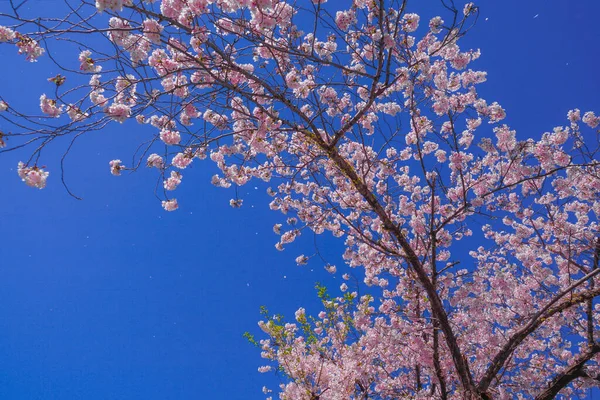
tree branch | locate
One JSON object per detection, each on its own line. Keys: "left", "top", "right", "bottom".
{"left": 534, "top": 342, "right": 600, "bottom": 400}
{"left": 320, "top": 143, "right": 479, "bottom": 396}
{"left": 477, "top": 268, "right": 600, "bottom": 393}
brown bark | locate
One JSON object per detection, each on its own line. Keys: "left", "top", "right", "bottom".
{"left": 534, "top": 343, "right": 600, "bottom": 400}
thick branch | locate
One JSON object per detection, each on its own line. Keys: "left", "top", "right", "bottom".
{"left": 321, "top": 144, "right": 478, "bottom": 396}
{"left": 477, "top": 268, "right": 600, "bottom": 393}
{"left": 534, "top": 342, "right": 600, "bottom": 400}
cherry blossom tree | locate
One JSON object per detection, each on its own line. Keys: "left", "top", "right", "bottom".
{"left": 1, "top": 0, "right": 599, "bottom": 398}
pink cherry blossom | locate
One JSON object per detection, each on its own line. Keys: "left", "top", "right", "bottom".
{"left": 0, "top": 26, "right": 16, "bottom": 42}
{"left": 66, "top": 105, "right": 88, "bottom": 122}
{"left": 106, "top": 103, "right": 131, "bottom": 123}
{"left": 402, "top": 13, "right": 420, "bottom": 32}
{"left": 172, "top": 152, "right": 193, "bottom": 169}
{"left": 335, "top": 10, "right": 356, "bottom": 31}
{"left": 16, "top": 34, "right": 44, "bottom": 61}
{"left": 161, "top": 199, "right": 178, "bottom": 211}
{"left": 295, "top": 255, "right": 308, "bottom": 265}
{"left": 109, "top": 159, "right": 124, "bottom": 176}
{"left": 163, "top": 171, "right": 182, "bottom": 190}
{"left": 229, "top": 198, "right": 243, "bottom": 208}
{"left": 146, "top": 154, "right": 164, "bottom": 169}
{"left": 78, "top": 50, "right": 102, "bottom": 73}
{"left": 159, "top": 129, "right": 180, "bottom": 145}
{"left": 582, "top": 111, "right": 600, "bottom": 128}
{"left": 463, "top": 2, "right": 476, "bottom": 16}
{"left": 39, "top": 94, "right": 62, "bottom": 117}
{"left": 142, "top": 19, "right": 163, "bottom": 44}
{"left": 17, "top": 162, "right": 49, "bottom": 189}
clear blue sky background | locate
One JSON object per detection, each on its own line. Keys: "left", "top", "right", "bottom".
{"left": 0, "top": 0, "right": 599, "bottom": 399}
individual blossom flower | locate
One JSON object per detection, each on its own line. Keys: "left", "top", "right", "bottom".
{"left": 402, "top": 13, "right": 420, "bottom": 32}
{"left": 429, "top": 16, "right": 444, "bottom": 33}
{"left": 172, "top": 152, "right": 193, "bottom": 169}
{"left": 487, "top": 102, "right": 506, "bottom": 123}
{"left": 203, "top": 109, "right": 228, "bottom": 130}
{"left": 294, "top": 308, "right": 306, "bottom": 322}
{"left": 194, "top": 147, "right": 207, "bottom": 160}
{"left": 0, "top": 132, "right": 5, "bottom": 148}
{"left": 143, "top": 19, "right": 163, "bottom": 44}
{"left": 90, "top": 91, "right": 108, "bottom": 107}
{"left": 89, "top": 74, "right": 103, "bottom": 90}
{"left": 109, "top": 159, "right": 124, "bottom": 176}
{"left": 79, "top": 50, "right": 102, "bottom": 73}
{"left": 295, "top": 255, "right": 308, "bottom": 265}
{"left": 106, "top": 103, "right": 131, "bottom": 123}
{"left": 340, "top": 283, "right": 348, "bottom": 292}
{"left": 567, "top": 108, "right": 581, "bottom": 123}
{"left": 466, "top": 118, "right": 482, "bottom": 130}
{"left": 582, "top": 111, "right": 599, "bottom": 128}
{"left": 422, "top": 141, "right": 439, "bottom": 154}
{"left": 146, "top": 153, "right": 164, "bottom": 169}
{"left": 0, "top": 26, "right": 16, "bottom": 42}
{"left": 108, "top": 17, "right": 131, "bottom": 46}
{"left": 162, "top": 198, "right": 178, "bottom": 211}
{"left": 335, "top": 10, "right": 356, "bottom": 31}
{"left": 435, "top": 149, "right": 447, "bottom": 162}
{"left": 280, "top": 230, "right": 298, "bottom": 244}
{"left": 160, "top": 129, "right": 181, "bottom": 145}
{"left": 211, "top": 174, "right": 231, "bottom": 188}
{"left": 325, "top": 264, "right": 336, "bottom": 274}
{"left": 553, "top": 151, "right": 570, "bottom": 167}
{"left": 494, "top": 125, "right": 516, "bottom": 151}
{"left": 66, "top": 105, "right": 88, "bottom": 122}
{"left": 163, "top": 171, "right": 182, "bottom": 191}
{"left": 285, "top": 69, "right": 300, "bottom": 89}
{"left": 0, "top": 100, "right": 7, "bottom": 111}
{"left": 550, "top": 127, "right": 569, "bottom": 145}
{"left": 287, "top": 217, "right": 297, "bottom": 225}
{"left": 463, "top": 2, "right": 476, "bottom": 16}
{"left": 17, "top": 162, "right": 49, "bottom": 189}
{"left": 459, "top": 131, "right": 474, "bottom": 149}
{"left": 16, "top": 34, "right": 44, "bottom": 61}
{"left": 39, "top": 94, "right": 62, "bottom": 117}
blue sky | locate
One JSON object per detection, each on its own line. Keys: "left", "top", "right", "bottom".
{"left": 1, "top": 0, "right": 599, "bottom": 399}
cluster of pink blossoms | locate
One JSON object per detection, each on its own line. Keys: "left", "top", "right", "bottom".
{"left": 159, "top": 129, "right": 181, "bottom": 145}
{"left": 0, "top": 26, "right": 16, "bottom": 42}
{"left": 146, "top": 154, "right": 164, "bottom": 169}
{"left": 109, "top": 160, "right": 124, "bottom": 176}
{"left": 16, "top": 34, "right": 44, "bottom": 61}
{"left": 39, "top": 94, "right": 62, "bottom": 117}
{"left": 163, "top": 171, "right": 182, "bottom": 190}
{"left": 161, "top": 198, "right": 178, "bottom": 211}
{"left": 79, "top": 50, "right": 102, "bottom": 73}
{"left": 66, "top": 105, "right": 88, "bottom": 122}
{"left": 17, "top": 162, "right": 49, "bottom": 189}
